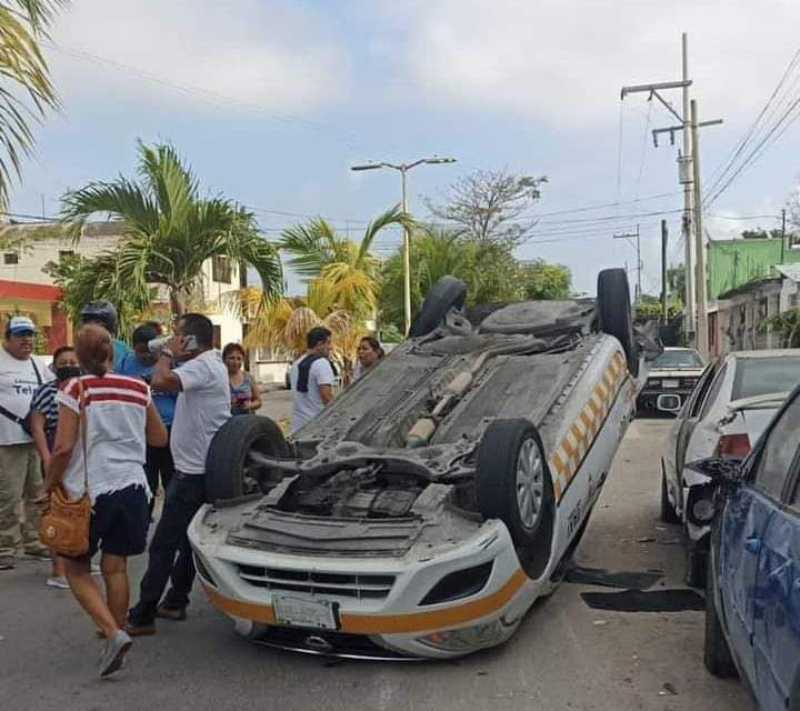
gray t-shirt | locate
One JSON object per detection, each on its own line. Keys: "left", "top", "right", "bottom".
{"left": 290, "top": 355, "right": 334, "bottom": 433}
{"left": 171, "top": 350, "right": 231, "bottom": 474}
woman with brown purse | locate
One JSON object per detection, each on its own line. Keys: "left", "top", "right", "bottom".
{"left": 45, "top": 324, "right": 167, "bottom": 678}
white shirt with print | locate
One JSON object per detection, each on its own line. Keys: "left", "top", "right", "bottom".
{"left": 0, "top": 346, "right": 52, "bottom": 445}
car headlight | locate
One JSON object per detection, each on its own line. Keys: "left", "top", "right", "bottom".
{"left": 416, "top": 620, "right": 505, "bottom": 652}
{"left": 419, "top": 561, "right": 494, "bottom": 606}
{"left": 686, "top": 486, "right": 716, "bottom": 526}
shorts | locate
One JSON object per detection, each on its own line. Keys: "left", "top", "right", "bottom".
{"left": 89, "top": 485, "right": 149, "bottom": 557}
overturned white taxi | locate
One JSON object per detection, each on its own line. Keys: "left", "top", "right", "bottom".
{"left": 189, "top": 269, "right": 653, "bottom": 659}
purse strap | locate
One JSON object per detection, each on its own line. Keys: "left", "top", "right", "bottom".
{"left": 77, "top": 378, "right": 89, "bottom": 496}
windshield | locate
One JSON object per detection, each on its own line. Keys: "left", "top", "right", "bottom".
{"left": 652, "top": 350, "right": 704, "bottom": 369}
{"left": 732, "top": 356, "right": 800, "bottom": 401}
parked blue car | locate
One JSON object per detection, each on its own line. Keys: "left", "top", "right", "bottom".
{"left": 695, "top": 386, "right": 800, "bottom": 710}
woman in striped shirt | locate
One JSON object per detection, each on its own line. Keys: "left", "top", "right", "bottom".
{"left": 46, "top": 325, "right": 167, "bottom": 678}
{"left": 29, "top": 345, "right": 80, "bottom": 589}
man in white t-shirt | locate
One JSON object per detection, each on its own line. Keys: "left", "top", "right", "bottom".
{"left": 290, "top": 326, "right": 336, "bottom": 433}
{"left": 127, "top": 313, "right": 230, "bottom": 634}
{"left": 0, "top": 316, "right": 52, "bottom": 570}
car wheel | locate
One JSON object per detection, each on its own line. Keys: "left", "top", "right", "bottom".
{"left": 476, "top": 420, "right": 555, "bottom": 577}
{"left": 205, "top": 415, "right": 290, "bottom": 502}
{"left": 686, "top": 541, "right": 707, "bottom": 589}
{"left": 597, "top": 268, "right": 639, "bottom": 377}
{"left": 660, "top": 466, "right": 680, "bottom": 524}
{"left": 704, "top": 563, "right": 737, "bottom": 678}
{"left": 409, "top": 275, "right": 468, "bottom": 338}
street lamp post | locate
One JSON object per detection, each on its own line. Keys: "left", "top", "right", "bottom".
{"left": 351, "top": 157, "right": 456, "bottom": 336}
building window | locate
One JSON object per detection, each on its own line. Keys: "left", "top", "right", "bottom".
{"left": 58, "top": 250, "right": 75, "bottom": 262}
{"left": 3, "top": 252, "right": 18, "bottom": 265}
{"left": 212, "top": 256, "right": 232, "bottom": 284}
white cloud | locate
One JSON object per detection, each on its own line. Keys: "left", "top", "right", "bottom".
{"left": 48, "top": 0, "right": 350, "bottom": 113}
{"left": 375, "top": 0, "right": 800, "bottom": 127}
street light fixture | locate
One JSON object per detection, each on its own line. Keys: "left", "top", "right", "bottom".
{"left": 351, "top": 157, "right": 457, "bottom": 336}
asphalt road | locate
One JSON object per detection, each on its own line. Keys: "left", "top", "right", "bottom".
{"left": 0, "top": 416, "right": 754, "bottom": 711}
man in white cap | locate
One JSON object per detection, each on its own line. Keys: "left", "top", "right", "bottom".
{"left": 0, "top": 316, "right": 52, "bottom": 570}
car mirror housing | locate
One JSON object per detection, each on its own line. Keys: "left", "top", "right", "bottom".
{"left": 685, "top": 456, "right": 744, "bottom": 483}
{"left": 656, "top": 393, "right": 682, "bottom": 413}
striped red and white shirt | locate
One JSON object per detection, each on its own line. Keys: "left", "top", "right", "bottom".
{"left": 57, "top": 374, "right": 151, "bottom": 502}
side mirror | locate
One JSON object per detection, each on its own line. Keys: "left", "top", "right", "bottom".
{"left": 685, "top": 457, "right": 744, "bottom": 483}
{"left": 657, "top": 393, "right": 682, "bottom": 413}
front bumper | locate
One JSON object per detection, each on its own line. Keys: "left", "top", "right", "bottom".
{"left": 188, "top": 506, "right": 534, "bottom": 659}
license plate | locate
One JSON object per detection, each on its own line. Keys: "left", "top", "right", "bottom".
{"left": 273, "top": 595, "right": 339, "bottom": 630}
{"left": 662, "top": 379, "right": 679, "bottom": 389}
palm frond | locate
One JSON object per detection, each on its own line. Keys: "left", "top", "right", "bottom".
{"left": 357, "top": 204, "right": 414, "bottom": 266}
{"left": 0, "top": 1, "right": 62, "bottom": 208}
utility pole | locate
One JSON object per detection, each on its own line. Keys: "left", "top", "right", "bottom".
{"left": 613, "top": 225, "right": 641, "bottom": 302}
{"left": 681, "top": 33, "right": 694, "bottom": 337}
{"left": 661, "top": 220, "right": 669, "bottom": 325}
{"left": 782, "top": 208, "right": 788, "bottom": 261}
{"left": 691, "top": 100, "right": 709, "bottom": 359}
{"left": 622, "top": 33, "right": 722, "bottom": 348}
{"left": 351, "top": 157, "right": 456, "bottom": 336}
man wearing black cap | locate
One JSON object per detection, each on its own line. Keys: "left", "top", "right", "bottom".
{"left": 0, "top": 316, "right": 52, "bottom": 570}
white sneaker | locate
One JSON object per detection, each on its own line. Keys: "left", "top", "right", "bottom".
{"left": 46, "top": 576, "right": 70, "bottom": 589}
{"left": 90, "top": 562, "right": 102, "bottom": 576}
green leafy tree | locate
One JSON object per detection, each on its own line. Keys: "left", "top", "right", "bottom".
{"left": 0, "top": 1, "right": 65, "bottom": 208}
{"left": 518, "top": 259, "right": 571, "bottom": 300}
{"left": 379, "top": 227, "right": 523, "bottom": 330}
{"left": 763, "top": 308, "right": 800, "bottom": 348}
{"left": 59, "top": 141, "right": 283, "bottom": 317}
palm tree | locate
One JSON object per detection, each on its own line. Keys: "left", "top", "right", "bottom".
{"left": 0, "top": 1, "right": 65, "bottom": 208}
{"left": 60, "top": 141, "right": 283, "bottom": 317}
{"left": 280, "top": 205, "right": 413, "bottom": 318}
{"left": 242, "top": 280, "right": 366, "bottom": 382}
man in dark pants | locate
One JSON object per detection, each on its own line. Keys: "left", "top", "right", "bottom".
{"left": 127, "top": 314, "right": 230, "bottom": 635}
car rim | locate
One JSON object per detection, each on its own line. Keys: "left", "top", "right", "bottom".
{"left": 516, "top": 438, "right": 545, "bottom": 530}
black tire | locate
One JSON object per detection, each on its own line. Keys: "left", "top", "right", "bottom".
{"left": 660, "top": 466, "right": 680, "bottom": 524}
{"left": 476, "top": 420, "right": 555, "bottom": 578}
{"left": 704, "top": 563, "right": 737, "bottom": 678}
{"left": 205, "top": 415, "right": 290, "bottom": 502}
{"left": 597, "top": 268, "right": 639, "bottom": 377}
{"left": 409, "top": 276, "right": 468, "bottom": 338}
{"left": 686, "top": 543, "right": 708, "bottom": 589}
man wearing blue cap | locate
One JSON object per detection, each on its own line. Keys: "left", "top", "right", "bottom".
{"left": 0, "top": 316, "right": 52, "bottom": 570}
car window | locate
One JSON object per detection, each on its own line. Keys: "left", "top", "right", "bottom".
{"left": 652, "top": 350, "right": 705, "bottom": 369}
{"left": 752, "top": 394, "right": 800, "bottom": 500}
{"left": 698, "top": 364, "right": 728, "bottom": 420}
{"left": 732, "top": 356, "right": 800, "bottom": 401}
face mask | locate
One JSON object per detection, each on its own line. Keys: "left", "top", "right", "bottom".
{"left": 56, "top": 366, "right": 81, "bottom": 382}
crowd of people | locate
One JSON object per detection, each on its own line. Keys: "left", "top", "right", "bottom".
{"left": 0, "top": 302, "right": 386, "bottom": 678}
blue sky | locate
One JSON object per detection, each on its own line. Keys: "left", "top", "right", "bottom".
{"left": 10, "top": 0, "right": 800, "bottom": 296}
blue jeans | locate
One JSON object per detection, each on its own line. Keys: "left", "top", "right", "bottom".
{"left": 132, "top": 472, "right": 205, "bottom": 621}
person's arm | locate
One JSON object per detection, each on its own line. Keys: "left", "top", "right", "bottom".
{"left": 46, "top": 404, "right": 79, "bottom": 492}
{"left": 247, "top": 375, "right": 262, "bottom": 412}
{"left": 315, "top": 360, "right": 335, "bottom": 406}
{"left": 29, "top": 411, "right": 51, "bottom": 469}
{"left": 145, "top": 402, "right": 168, "bottom": 447}
{"left": 319, "top": 384, "right": 333, "bottom": 405}
{"left": 151, "top": 351, "right": 182, "bottom": 393}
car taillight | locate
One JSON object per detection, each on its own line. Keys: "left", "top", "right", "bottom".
{"left": 716, "top": 433, "right": 751, "bottom": 458}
